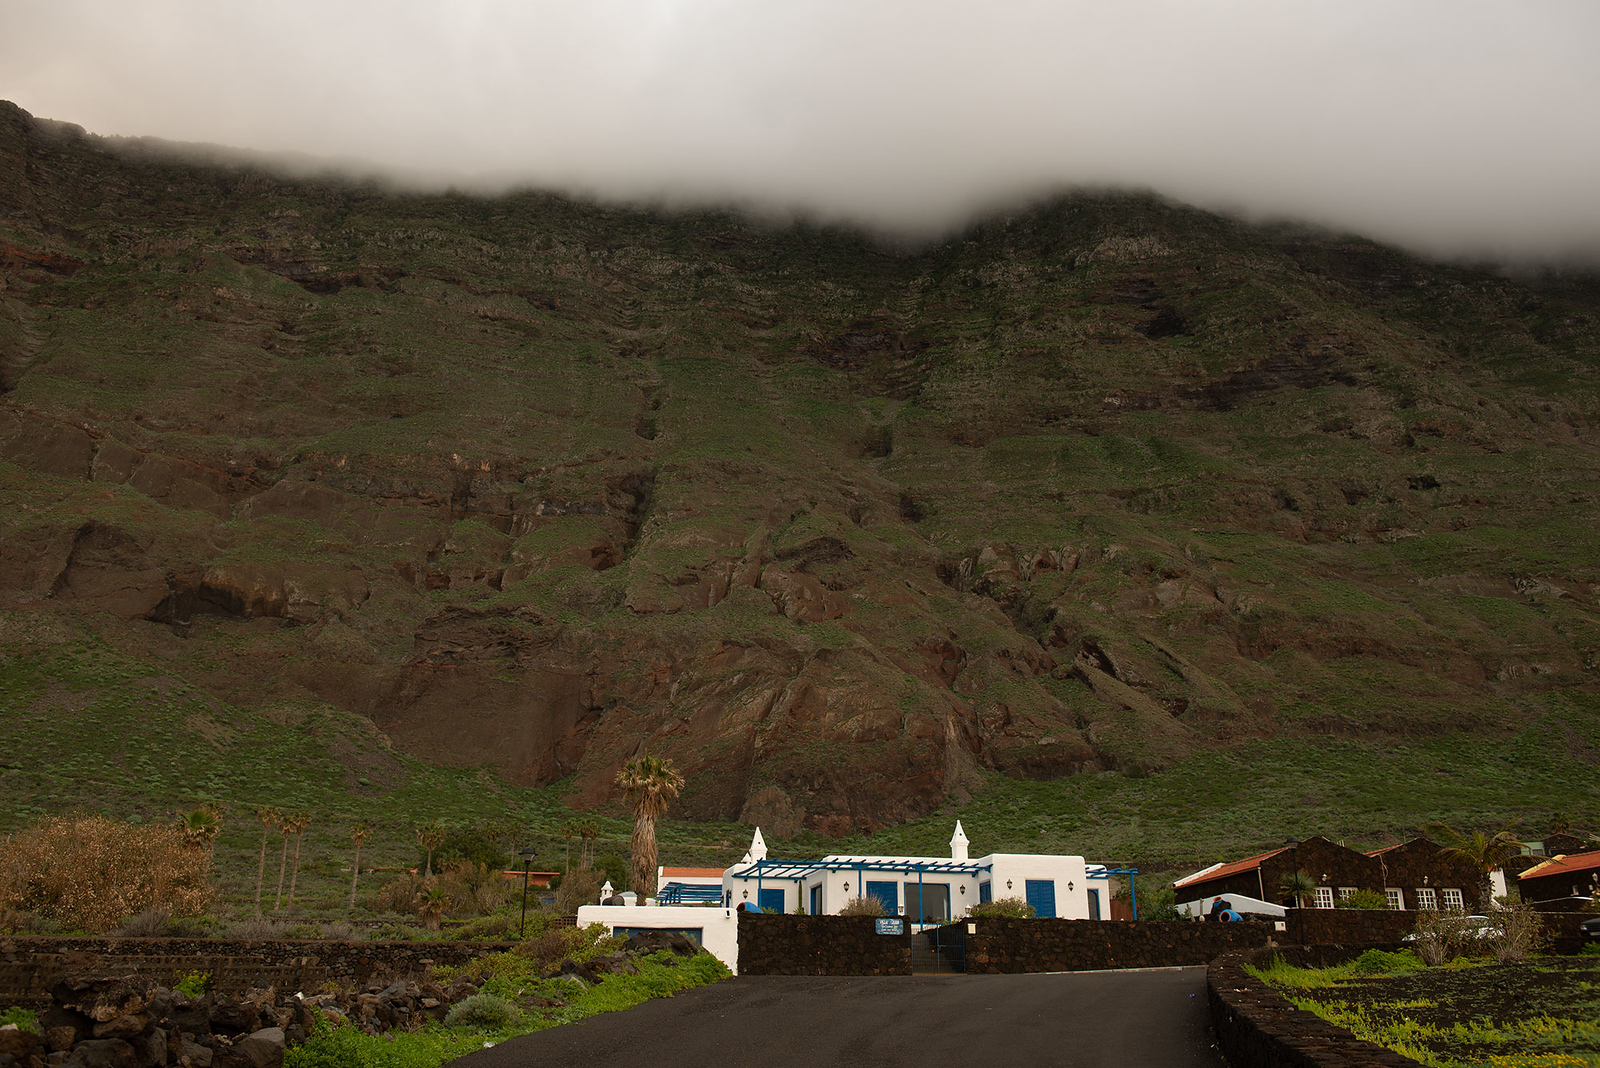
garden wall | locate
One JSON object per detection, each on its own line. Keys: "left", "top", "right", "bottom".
{"left": 1283, "top": 908, "right": 1593, "bottom": 953}
{"left": 957, "top": 918, "right": 1270, "bottom": 973}
{"left": 735, "top": 914, "right": 910, "bottom": 976}
{"left": 0, "top": 936, "right": 515, "bottom": 1008}
{"left": 1208, "top": 949, "right": 1424, "bottom": 1068}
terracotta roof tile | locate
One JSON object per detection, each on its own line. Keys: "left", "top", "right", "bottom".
{"left": 1518, "top": 849, "right": 1600, "bottom": 881}
{"left": 1173, "top": 846, "right": 1291, "bottom": 890}
{"left": 660, "top": 866, "right": 726, "bottom": 878}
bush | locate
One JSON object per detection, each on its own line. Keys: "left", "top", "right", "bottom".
{"left": 513, "top": 922, "right": 618, "bottom": 974}
{"left": 434, "top": 827, "right": 511, "bottom": 875}
{"left": 173, "top": 971, "right": 208, "bottom": 998}
{"left": 1348, "top": 949, "right": 1422, "bottom": 975}
{"left": 225, "top": 918, "right": 285, "bottom": 940}
{"left": 434, "top": 862, "right": 512, "bottom": 918}
{"left": 554, "top": 866, "right": 603, "bottom": 915}
{"left": 970, "top": 897, "right": 1036, "bottom": 919}
{"left": 117, "top": 908, "right": 175, "bottom": 937}
{"left": 0, "top": 815, "right": 212, "bottom": 933}
{"left": 0, "top": 1007, "right": 39, "bottom": 1034}
{"left": 319, "top": 922, "right": 354, "bottom": 941}
{"left": 837, "top": 897, "right": 886, "bottom": 917}
{"left": 370, "top": 873, "right": 425, "bottom": 916}
{"left": 1484, "top": 902, "right": 1549, "bottom": 964}
{"left": 1334, "top": 889, "right": 1390, "bottom": 910}
{"left": 1410, "top": 910, "right": 1485, "bottom": 966}
{"left": 443, "top": 993, "right": 519, "bottom": 1030}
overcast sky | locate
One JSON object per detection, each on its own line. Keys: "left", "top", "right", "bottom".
{"left": 4, "top": 1, "right": 1599, "bottom": 260}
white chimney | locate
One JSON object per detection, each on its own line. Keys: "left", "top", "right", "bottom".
{"left": 750, "top": 827, "right": 769, "bottom": 862}
{"left": 951, "top": 820, "right": 969, "bottom": 862}
{"left": 600, "top": 880, "right": 614, "bottom": 902}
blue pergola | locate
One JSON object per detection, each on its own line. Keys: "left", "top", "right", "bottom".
{"left": 1085, "top": 864, "right": 1142, "bottom": 919}
{"left": 726, "top": 857, "right": 993, "bottom": 917}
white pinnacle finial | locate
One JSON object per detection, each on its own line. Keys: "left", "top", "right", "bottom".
{"left": 951, "top": 820, "right": 969, "bottom": 862}
{"left": 600, "top": 880, "right": 614, "bottom": 902}
{"left": 750, "top": 827, "right": 768, "bottom": 861}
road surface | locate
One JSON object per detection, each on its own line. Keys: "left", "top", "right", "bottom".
{"left": 452, "top": 968, "right": 1226, "bottom": 1068}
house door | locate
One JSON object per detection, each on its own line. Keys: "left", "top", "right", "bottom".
{"left": 1086, "top": 888, "right": 1101, "bottom": 921}
{"left": 906, "top": 882, "right": 950, "bottom": 923}
{"left": 865, "top": 880, "right": 899, "bottom": 914}
{"left": 810, "top": 884, "right": 821, "bottom": 916}
{"left": 1025, "top": 879, "right": 1057, "bottom": 918}
{"left": 758, "top": 887, "right": 785, "bottom": 913}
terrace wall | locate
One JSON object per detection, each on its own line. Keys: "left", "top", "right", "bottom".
{"left": 0, "top": 937, "right": 513, "bottom": 1008}
{"left": 736, "top": 913, "right": 910, "bottom": 976}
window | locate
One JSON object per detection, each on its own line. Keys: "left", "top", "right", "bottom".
{"left": 1313, "top": 887, "right": 1335, "bottom": 909}
{"left": 810, "top": 884, "right": 821, "bottom": 916}
{"left": 758, "top": 888, "right": 785, "bottom": 913}
{"left": 1415, "top": 887, "right": 1437, "bottom": 910}
{"left": 1024, "top": 879, "right": 1057, "bottom": 919}
{"left": 1384, "top": 888, "right": 1404, "bottom": 910}
{"left": 1337, "top": 887, "right": 1357, "bottom": 902}
{"left": 1440, "top": 888, "right": 1464, "bottom": 911}
{"left": 979, "top": 881, "right": 992, "bottom": 904}
{"left": 865, "top": 880, "right": 898, "bottom": 914}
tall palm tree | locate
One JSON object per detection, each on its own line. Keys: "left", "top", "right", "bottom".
{"left": 416, "top": 820, "right": 445, "bottom": 878}
{"left": 560, "top": 820, "right": 578, "bottom": 875}
{"left": 284, "top": 812, "right": 312, "bottom": 909}
{"left": 616, "top": 753, "right": 685, "bottom": 898}
{"left": 348, "top": 821, "right": 370, "bottom": 911}
{"left": 576, "top": 819, "right": 601, "bottom": 868}
{"left": 273, "top": 813, "right": 294, "bottom": 911}
{"left": 1279, "top": 869, "right": 1318, "bottom": 909}
{"left": 253, "top": 806, "right": 280, "bottom": 917}
{"left": 1423, "top": 821, "right": 1525, "bottom": 905}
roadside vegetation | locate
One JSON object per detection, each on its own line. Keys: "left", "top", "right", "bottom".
{"left": 1250, "top": 941, "right": 1600, "bottom": 1067}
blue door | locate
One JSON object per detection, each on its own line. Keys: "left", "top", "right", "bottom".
{"left": 979, "top": 881, "right": 993, "bottom": 904}
{"left": 1025, "top": 879, "right": 1057, "bottom": 918}
{"left": 1087, "top": 888, "right": 1101, "bottom": 921}
{"left": 759, "top": 888, "right": 785, "bottom": 913}
{"left": 865, "top": 880, "right": 898, "bottom": 914}
{"left": 810, "top": 884, "right": 821, "bottom": 916}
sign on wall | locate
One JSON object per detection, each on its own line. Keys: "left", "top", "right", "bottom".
{"left": 875, "top": 918, "right": 904, "bottom": 935}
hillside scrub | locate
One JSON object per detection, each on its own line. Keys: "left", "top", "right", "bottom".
{"left": 0, "top": 814, "right": 212, "bottom": 932}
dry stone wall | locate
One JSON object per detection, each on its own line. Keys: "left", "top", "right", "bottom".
{"left": 736, "top": 914, "right": 910, "bottom": 976}
{"left": 958, "top": 918, "right": 1271, "bottom": 973}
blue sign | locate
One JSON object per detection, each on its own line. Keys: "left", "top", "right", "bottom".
{"left": 875, "top": 918, "right": 904, "bottom": 935}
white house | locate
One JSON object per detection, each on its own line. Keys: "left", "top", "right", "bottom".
{"left": 723, "top": 822, "right": 1108, "bottom": 923}
{"left": 576, "top": 822, "right": 1128, "bottom": 973}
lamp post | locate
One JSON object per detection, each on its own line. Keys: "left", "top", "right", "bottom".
{"left": 518, "top": 847, "right": 537, "bottom": 938}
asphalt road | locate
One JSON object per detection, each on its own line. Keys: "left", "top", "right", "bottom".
{"left": 452, "top": 968, "right": 1227, "bottom": 1068}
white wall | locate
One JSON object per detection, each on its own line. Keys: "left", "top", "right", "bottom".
{"left": 982, "top": 854, "right": 1091, "bottom": 919}
{"left": 575, "top": 904, "right": 740, "bottom": 974}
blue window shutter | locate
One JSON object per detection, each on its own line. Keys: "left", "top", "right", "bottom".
{"left": 865, "top": 880, "right": 898, "bottom": 913}
{"left": 759, "top": 887, "right": 785, "bottom": 913}
{"left": 810, "top": 884, "right": 821, "bottom": 915}
{"left": 979, "top": 881, "right": 992, "bottom": 904}
{"left": 1024, "top": 879, "right": 1057, "bottom": 918}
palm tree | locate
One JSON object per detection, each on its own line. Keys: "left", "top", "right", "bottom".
{"left": 575, "top": 819, "right": 601, "bottom": 868}
{"left": 1424, "top": 821, "right": 1525, "bottom": 905}
{"left": 273, "top": 813, "right": 293, "bottom": 911}
{"left": 348, "top": 821, "right": 370, "bottom": 911}
{"left": 418, "top": 886, "right": 451, "bottom": 932}
{"left": 176, "top": 806, "right": 222, "bottom": 854}
{"left": 616, "top": 753, "right": 685, "bottom": 899}
{"left": 253, "top": 806, "right": 280, "bottom": 917}
{"left": 560, "top": 820, "right": 578, "bottom": 875}
{"left": 1279, "top": 869, "right": 1318, "bottom": 909}
{"left": 416, "top": 820, "right": 445, "bottom": 878}
{"left": 284, "top": 812, "right": 312, "bottom": 909}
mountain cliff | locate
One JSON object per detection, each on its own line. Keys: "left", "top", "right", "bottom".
{"left": 4, "top": 101, "right": 1599, "bottom": 837}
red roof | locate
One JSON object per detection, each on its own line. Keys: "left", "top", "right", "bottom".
{"left": 1173, "top": 846, "right": 1290, "bottom": 890}
{"left": 1518, "top": 849, "right": 1600, "bottom": 881}
{"left": 660, "top": 866, "right": 725, "bottom": 878}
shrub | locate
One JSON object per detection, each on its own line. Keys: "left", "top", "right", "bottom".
{"left": 173, "top": 971, "right": 208, "bottom": 998}
{"left": 319, "top": 922, "right": 354, "bottom": 941}
{"left": 225, "top": 918, "right": 284, "bottom": 940}
{"left": 1348, "top": 949, "right": 1422, "bottom": 975}
{"left": 553, "top": 866, "right": 603, "bottom": 915}
{"left": 970, "top": 897, "right": 1036, "bottom": 919}
{"left": 513, "top": 922, "right": 618, "bottom": 974}
{"left": 443, "top": 993, "right": 519, "bottom": 1030}
{"left": 370, "top": 873, "right": 425, "bottom": 915}
{"left": 435, "top": 861, "right": 512, "bottom": 918}
{"left": 837, "top": 897, "right": 887, "bottom": 917}
{"left": 1334, "top": 889, "right": 1390, "bottom": 910}
{"left": 434, "top": 827, "right": 511, "bottom": 874}
{"left": 284, "top": 923, "right": 321, "bottom": 939}
{"left": 0, "top": 815, "right": 212, "bottom": 933}
{"left": 1410, "top": 910, "right": 1485, "bottom": 966}
{"left": 117, "top": 908, "right": 175, "bottom": 937}
{"left": 1484, "top": 902, "right": 1549, "bottom": 963}
{"left": 0, "top": 1007, "right": 39, "bottom": 1034}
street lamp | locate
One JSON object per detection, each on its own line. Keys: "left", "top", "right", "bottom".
{"left": 518, "top": 847, "right": 537, "bottom": 938}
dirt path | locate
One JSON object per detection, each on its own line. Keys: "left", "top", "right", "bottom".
{"left": 452, "top": 969, "right": 1226, "bottom": 1068}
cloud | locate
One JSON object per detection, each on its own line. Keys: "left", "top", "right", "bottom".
{"left": 3, "top": 0, "right": 1599, "bottom": 260}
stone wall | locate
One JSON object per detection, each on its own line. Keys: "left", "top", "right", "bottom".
{"left": 1208, "top": 949, "right": 1423, "bottom": 1067}
{"left": 0, "top": 937, "right": 514, "bottom": 1008}
{"left": 1284, "top": 908, "right": 1416, "bottom": 945}
{"left": 735, "top": 914, "right": 910, "bottom": 976}
{"left": 957, "top": 918, "right": 1271, "bottom": 973}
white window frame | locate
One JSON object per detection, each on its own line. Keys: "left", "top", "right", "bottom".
{"left": 1314, "top": 887, "right": 1335, "bottom": 909}
{"left": 1384, "top": 887, "right": 1404, "bottom": 910}
{"left": 1415, "top": 887, "right": 1437, "bottom": 910}
{"left": 1440, "top": 887, "right": 1464, "bottom": 911}
{"left": 1337, "top": 887, "right": 1357, "bottom": 902}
